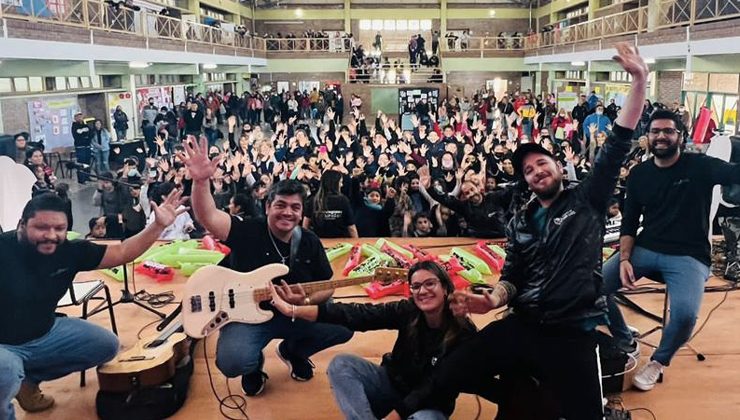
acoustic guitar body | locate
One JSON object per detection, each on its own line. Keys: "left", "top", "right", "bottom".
{"left": 97, "top": 332, "right": 189, "bottom": 393}
{"left": 182, "top": 264, "right": 289, "bottom": 339}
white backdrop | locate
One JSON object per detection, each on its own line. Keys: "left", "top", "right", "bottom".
{"left": 0, "top": 156, "right": 36, "bottom": 232}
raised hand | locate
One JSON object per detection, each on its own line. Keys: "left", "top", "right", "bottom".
{"left": 419, "top": 143, "right": 429, "bottom": 157}
{"left": 411, "top": 114, "right": 419, "bottom": 128}
{"left": 180, "top": 136, "right": 218, "bottom": 182}
{"left": 563, "top": 144, "right": 575, "bottom": 162}
{"left": 589, "top": 123, "right": 598, "bottom": 134}
{"left": 612, "top": 42, "right": 648, "bottom": 80}
{"left": 151, "top": 188, "right": 189, "bottom": 228}
{"left": 227, "top": 115, "right": 237, "bottom": 132}
{"left": 449, "top": 290, "right": 494, "bottom": 316}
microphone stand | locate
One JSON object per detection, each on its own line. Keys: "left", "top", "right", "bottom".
{"left": 80, "top": 167, "right": 166, "bottom": 318}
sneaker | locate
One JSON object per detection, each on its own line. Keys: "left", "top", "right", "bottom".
{"left": 15, "top": 382, "right": 55, "bottom": 412}
{"left": 276, "top": 341, "right": 315, "bottom": 381}
{"left": 625, "top": 341, "right": 641, "bottom": 371}
{"left": 241, "top": 354, "right": 269, "bottom": 397}
{"left": 627, "top": 325, "right": 640, "bottom": 338}
{"left": 725, "top": 261, "right": 740, "bottom": 282}
{"left": 632, "top": 360, "right": 664, "bottom": 391}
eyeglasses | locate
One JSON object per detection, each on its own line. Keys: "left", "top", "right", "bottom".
{"left": 409, "top": 279, "right": 440, "bottom": 293}
{"left": 648, "top": 128, "right": 680, "bottom": 136}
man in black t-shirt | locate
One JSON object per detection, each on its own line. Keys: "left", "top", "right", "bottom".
{"left": 183, "top": 136, "right": 353, "bottom": 397}
{"left": 604, "top": 109, "right": 740, "bottom": 392}
{"left": 0, "top": 191, "right": 186, "bottom": 418}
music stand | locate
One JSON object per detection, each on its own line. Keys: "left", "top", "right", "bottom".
{"left": 82, "top": 167, "right": 166, "bottom": 319}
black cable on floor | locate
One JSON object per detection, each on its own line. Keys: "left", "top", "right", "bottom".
{"left": 202, "top": 338, "right": 250, "bottom": 420}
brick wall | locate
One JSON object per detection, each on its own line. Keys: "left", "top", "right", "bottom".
{"left": 656, "top": 71, "right": 683, "bottom": 104}
{"left": 445, "top": 71, "right": 524, "bottom": 97}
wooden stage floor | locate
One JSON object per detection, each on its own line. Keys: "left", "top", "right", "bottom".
{"left": 17, "top": 238, "right": 740, "bottom": 420}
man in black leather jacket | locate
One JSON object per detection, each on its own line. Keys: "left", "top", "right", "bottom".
{"left": 398, "top": 43, "right": 649, "bottom": 420}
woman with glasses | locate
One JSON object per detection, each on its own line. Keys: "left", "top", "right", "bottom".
{"left": 269, "top": 260, "right": 476, "bottom": 420}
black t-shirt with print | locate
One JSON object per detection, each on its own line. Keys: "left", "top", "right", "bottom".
{"left": 224, "top": 217, "right": 333, "bottom": 284}
{"left": 0, "top": 231, "right": 107, "bottom": 345}
{"left": 304, "top": 194, "right": 355, "bottom": 238}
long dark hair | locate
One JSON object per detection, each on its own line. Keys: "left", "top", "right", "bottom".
{"left": 313, "top": 170, "right": 342, "bottom": 214}
{"left": 406, "top": 260, "right": 472, "bottom": 353}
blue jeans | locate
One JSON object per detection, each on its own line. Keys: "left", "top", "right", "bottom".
{"left": 0, "top": 317, "right": 119, "bottom": 420}
{"left": 95, "top": 149, "right": 110, "bottom": 173}
{"left": 603, "top": 246, "right": 710, "bottom": 366}
{"left": 115, "top": 129, "right": 127, "bottom": 141}
{"left": 327, "top": 354, "right": 447, "bottom": 420}
{"left": 215, "top": 313, "right": 353, "bottom": 378}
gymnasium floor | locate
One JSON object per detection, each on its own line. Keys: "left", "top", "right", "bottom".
{"left": 17, "top": 238, "right": 740, "bottom": 420}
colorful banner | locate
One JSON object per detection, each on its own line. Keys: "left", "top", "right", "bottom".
{"left": 173, "top": 85, "right": 187, "bottom": 105}
{"left": 27, "top": 96, "right": 80, "bottom": 149}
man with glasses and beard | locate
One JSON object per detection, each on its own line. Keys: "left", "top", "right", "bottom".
{"left": 602, "top": 108, "right": 740, "bottom": 392}
{"left": 0, "top": 190, "right": 187, "bottom": 419}
{"left": 393, "top": 43, "right": 648, "bottom": 420}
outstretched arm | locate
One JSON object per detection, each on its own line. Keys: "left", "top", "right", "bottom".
{"left": 180, "top": 135, "right": 232, "bottom": 240}
{"left": 586, "top": 43, "right": 648, "bottom": 209}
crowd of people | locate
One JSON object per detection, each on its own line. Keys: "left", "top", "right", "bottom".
{"left": 11, "top": 78, "right": 704, "bottom": 245}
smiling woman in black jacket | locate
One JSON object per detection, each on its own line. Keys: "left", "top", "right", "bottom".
{"left": 270, "top": 261, "right": 476, "bottom": 420}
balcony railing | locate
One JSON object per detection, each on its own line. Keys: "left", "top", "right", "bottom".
{"left": 527, "top": 1, "right": 740, "bottom": 50}
{"left": 442, "top": 36, "right": 526, "bottom": 57}
{"left": 0, "top": 0, "right": 347, "bottom": 57}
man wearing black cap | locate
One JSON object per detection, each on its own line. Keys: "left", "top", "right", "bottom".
{"left": 388, "top": 43, "right": 648, "bottom": 420}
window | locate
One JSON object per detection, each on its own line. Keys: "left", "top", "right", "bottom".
{"left": 384, "top": 20, "right": 395, "bottom": 31}
{"left": 13, "top": 77, "right": 28, "bottom": 92}
{"left": 80, "top": 77, "right": 91, "bottom": 88}
{"left": 396, "top": 20, "right": 407, "bottom": 31}
{"left": 420, "top": 20, "right": 432, "bottom": 30}
{"left": 361, "top": 19, "right": 432, "bottom": 32}
{"left": 55, "top": 77, "right": 67, "bottom": 90}
{"left": 359, "top": 20, "right": 371, "bottom": 30}
{"left": 29, "top": 77, "right": 43, "bottom": 92}
{"left": 372, "top": 20, "right": 383, "bottom": 31}
{"left": 408, "top": 20, "right": 419, "bottom": 31}
{"left": 0, "top": 78, "right": 12, "bottom": 93}
{"left": 67, "top": 77, "right": 79, "bottom": 89}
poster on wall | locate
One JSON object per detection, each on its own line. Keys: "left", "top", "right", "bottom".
{"left": 556, "top": 91, "right": 578, "bottom": 113}
{"left": 135, "top": 87, "right": 174, "bottom": 115}
{"left": 27, "top": 96, "right": 80, "bottom": 149}
{"left": 399, "top": 88, "right": 439, "bottom": 130}
{"left": 106, "top": 92, "right": 136, "bottom": 138}
{"left": 604, "top": 84, "right": 631, "bottom": 108}
{"left": 173, "top": 85, "right": 187, "bottom": 105}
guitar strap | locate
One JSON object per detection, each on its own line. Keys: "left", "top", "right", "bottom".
{"left": 289, "top": 225, "right": 302, "bottom": 270}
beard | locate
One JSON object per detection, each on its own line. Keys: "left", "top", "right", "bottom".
{"left": 18, "top": 231, "right": 62, "bottom": 256}
{"left": 531, "top": 173, "right": 562, "bottom": 201}
{"left": 649, "top": 141, "right": 679, "bottom": 158}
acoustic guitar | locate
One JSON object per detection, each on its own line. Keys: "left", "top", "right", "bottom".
{"left": 97, "top": 319, "right": 189, "bottom": 393}
{"left": 182, "top": 264, "right": 407, "bottom": 339}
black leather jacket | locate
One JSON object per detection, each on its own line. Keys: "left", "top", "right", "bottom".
{"left": 501, "top": 124, "right": 634, "bottom": 327}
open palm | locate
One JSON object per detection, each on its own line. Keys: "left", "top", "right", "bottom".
{"left": 152, "top": 188, "right": 189, "bottom": 228}
{"left": 612, "top": 42, "right": 648, "bottom": 79}
{"left": 181, "top": 135, "right": 218, "bottom": 181}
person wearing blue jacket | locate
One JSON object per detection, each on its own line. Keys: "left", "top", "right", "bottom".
{"left": 582, "top": 104, "right": 611, "bottom": 147}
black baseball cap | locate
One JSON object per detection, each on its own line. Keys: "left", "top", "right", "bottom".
{"left": 512, "top": 142, "right": 554, "bottom": 177}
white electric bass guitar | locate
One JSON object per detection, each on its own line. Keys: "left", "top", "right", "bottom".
{"left": 182, "top": 264, "right": 407, "bottom": 339}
